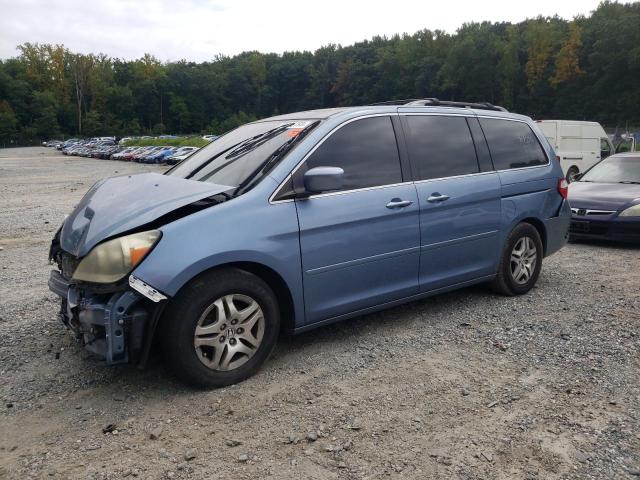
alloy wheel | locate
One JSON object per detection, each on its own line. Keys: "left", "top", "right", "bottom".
{"left": 193, "top": 294, "right": 265, "bottom": 371}
{"left": 510, "top": 236, "right": 538, "bottom": 285}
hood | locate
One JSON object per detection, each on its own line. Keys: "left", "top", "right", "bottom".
{"left": 60, "top": 172, "right": 232, "bottom": 257}
{"left": 568, "top": 181, "right": 640, "bottom": 211}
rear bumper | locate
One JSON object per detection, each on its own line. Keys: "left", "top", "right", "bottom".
{"left": 569, "top": 218, "right": 640, "bottom": 243}
{"left": 544, "top": 200, "right": 571, "bottom": 256}
{"left": 48, "top": 270, "right": 164, "bottom": 365}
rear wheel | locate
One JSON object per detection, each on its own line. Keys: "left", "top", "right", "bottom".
{"left": 160, "top": 268, "right": 280, "bottom": 388}
{"left": 491, "top": 223, "right": 543, "bottom": 296}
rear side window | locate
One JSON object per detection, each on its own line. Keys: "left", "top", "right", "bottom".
{"left": 480, "top": 118, "right": 548, "bottom": 170}
{"left": 402, "top": 115, "right": 479, "bottom": 180}
{"left": 304, "top": 116, "right": 402, "bottom": 191}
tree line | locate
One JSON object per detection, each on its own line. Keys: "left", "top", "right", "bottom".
{"left": 0, "top": 1, "right": 638, "bottom": 145}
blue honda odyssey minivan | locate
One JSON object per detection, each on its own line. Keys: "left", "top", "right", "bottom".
{"left": 49, "top": 100, "right": 571, "bottom": 387}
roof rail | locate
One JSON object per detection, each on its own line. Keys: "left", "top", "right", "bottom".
{"left": 368, "top": 99, "right": 422, "bottom": 106}
{"left": 404, "top": 98, "right": 508, "bottom": 112}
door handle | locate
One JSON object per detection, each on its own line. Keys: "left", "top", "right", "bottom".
{"left": 386, "top": 199, "right": 413, "bottom": 209}
{"left": 427, "top": 193, "right": 450, "bottom": 203}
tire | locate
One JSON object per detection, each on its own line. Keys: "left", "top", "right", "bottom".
{"left": 491, "top": 223, "right": 543, "bottom": 296}
{"left": 566, "top": 166, "right": 579, "bottom": 183}
{"left": 159, "top": 268, "right": 280, "bottom": 388}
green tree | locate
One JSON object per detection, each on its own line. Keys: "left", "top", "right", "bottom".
{"left": 69, "top": 53, "right": 95, "bottom": 134}
{"left": 551, "top": 23, "right": 583, "bottom": 86}
{"left": 0, "top": 100, "right": 18, "bottom": 144}
{"left": 82, "top": 110, "right": 102, "bottom": 136}
{"left": 31, "top": 90, "right": 60, "bottom": 138}
{"left": 524, "top": 19, "right": 557, "bottom": 92}
{"left": 497, "top": 25, "right": 522, "bottom": 110}
{"left": 439, "top": 22, "right": 500, "bottom": 102}
{"left": 168, "top": 95, "right": 190, "bottom": 133}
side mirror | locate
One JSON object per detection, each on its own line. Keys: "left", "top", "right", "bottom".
{"left": 303, "top": 166, "right": 344, "bottom": 194}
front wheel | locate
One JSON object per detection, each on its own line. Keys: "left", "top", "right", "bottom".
{"left": 159, "top": 268, "right": 280, "bottom": 388}
{"left": 491, "top": 223, "right": 543, "bottom": 296}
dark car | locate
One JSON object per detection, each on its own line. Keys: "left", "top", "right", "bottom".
{"left": 568, "top": 153, "right": 640, "bottom": 242}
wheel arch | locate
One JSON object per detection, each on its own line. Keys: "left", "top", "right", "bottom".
{"left": 166, "top": 261, "right": 297, "bottom": 334}
{"left": 519, "top": 217, "right": 547, "bottom": 255}
{"left": 566, "top": 165, "right": 580, "bottom": 181}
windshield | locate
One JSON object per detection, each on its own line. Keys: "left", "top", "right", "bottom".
{"left": 580, "top": 155, "right": 640, "bottom": 183}
{"left": 167, "top": 119, "right": 316, "bottom": 187}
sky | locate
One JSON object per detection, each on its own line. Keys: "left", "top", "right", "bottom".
{"left": 0, "top": 0, "right": 625, "bottom": 61}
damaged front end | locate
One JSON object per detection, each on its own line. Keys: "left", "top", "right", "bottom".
{"left": 46, "top": 172, "right": 234, "bottom": 366}
{"left": 49, "top": 235, "right": 166, "bottom": 366}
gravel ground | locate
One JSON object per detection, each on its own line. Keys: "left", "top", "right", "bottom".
{"left": 0, "top": 147, "right": 638, "bottom": 480}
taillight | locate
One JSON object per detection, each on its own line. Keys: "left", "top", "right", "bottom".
{"left": 557, "top": 178, "right": 568, "bottom": 199}
{"left": 556, "top": 155, "right": 561, "bottom": 162}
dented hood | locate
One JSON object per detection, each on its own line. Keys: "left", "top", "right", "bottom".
{"left": 60, "top": 173, "right": 232, "bottom": 257}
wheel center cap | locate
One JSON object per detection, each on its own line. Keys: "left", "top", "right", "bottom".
{"left": 227, "top": 328, "right": 235, "bottom": 338}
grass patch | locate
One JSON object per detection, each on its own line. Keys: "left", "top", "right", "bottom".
{"left": 123, "top": 136, "right": 210, "bottom": 148}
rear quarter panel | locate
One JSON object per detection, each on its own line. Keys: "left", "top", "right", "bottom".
{"left": 490, "top": 117, "right": 568, "bottom": 256}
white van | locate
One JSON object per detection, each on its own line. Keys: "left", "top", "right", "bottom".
{"left": 536, "top": 120, "right": 614, "bottom": 181}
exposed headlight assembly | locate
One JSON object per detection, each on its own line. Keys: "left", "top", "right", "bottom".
{"left": 72, "top": 230, "right": 161, "bottom": 283}
{"left": 619, "top": 204, "right": 640, "bottom": 217}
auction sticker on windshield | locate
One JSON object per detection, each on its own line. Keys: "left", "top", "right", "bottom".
{"left": 287, "top": 121, "right": 312, "bottom": 137}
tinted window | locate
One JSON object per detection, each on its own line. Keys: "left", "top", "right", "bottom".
{"left": 403, "top": 115, "right": 479, "bottom": 180}
{"left": 480, "top": 118, "right": 548, "bottom": 170}
{"left": 304, "top": 116, "right": 402, "bottom": 191}
{"left": 467, "top": 118, "right": 494, "bottom": 172}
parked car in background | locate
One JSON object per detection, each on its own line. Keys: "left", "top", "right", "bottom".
{"left": 568, "top": 152, "right": 640, "bottom": 242}
{"left": 43, "top": 140, "right": 62, "bottom": 147}
{"left": 48, "top": 100, "right": 571, "bottom": 388}
{"left": 120, "top": 147, "right": 148, "bottom": 161}
{"left": 133, "top": 146, "right": 164, "bottom": 162}
{"left": 140, "top": 146, "right": 177, "bottom": 164}
{"left": 536, "top": 120, "right": 614, "bottom": 182}
{"left": 124, "top": 146, "right": 152, "bottom": 162}
{"left": 165, "top": 146, "right": 198, "bottom": 165}
{"left": 202, "top": 134, "right": 219, "bottom": 142}
{"left": 97, "top": 145, "right": 123, "bottom": 159}
{"left": 59, "top": 139, "right": 80, "bottom": 151}
{"left": 111, "top": 147, "right": 139, "bottom": 160}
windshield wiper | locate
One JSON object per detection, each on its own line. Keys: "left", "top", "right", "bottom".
{"left": 233, "top": 120, "right": 320, "bottom": 196}
{"left": 619, "top": 181, "right": 640, "bottom": 184}
{"left": 260, "top": 121, "right": 320, "bottom": 175}
{"left": 225, "top": 123, "right": 294, "bottom": 160}
{"left": 183, "top": 123, "right": 295, "bottom": 180}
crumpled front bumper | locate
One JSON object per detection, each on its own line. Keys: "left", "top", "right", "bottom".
{"left": 48, "top": 270, "right": 164, "bottom": 366}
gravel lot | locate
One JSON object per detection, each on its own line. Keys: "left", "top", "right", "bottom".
{"left": 0, "top": 147, "right": 639, "bottom": 480}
